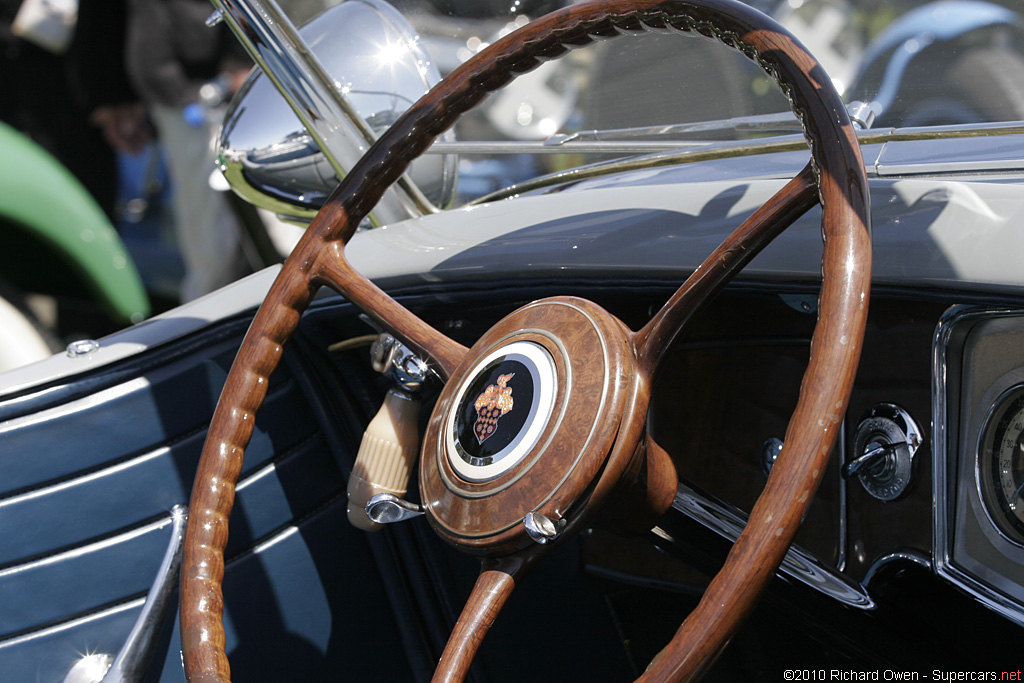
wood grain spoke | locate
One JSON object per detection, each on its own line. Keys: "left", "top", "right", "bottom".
{"left": 313, "top": 242, "right": 467, "bottom": 380}
{"left": 432, "top": 558, "right": 534, "bottom": 683}
{"left": 632, "top": 164, "right": 817, "bottom": 374}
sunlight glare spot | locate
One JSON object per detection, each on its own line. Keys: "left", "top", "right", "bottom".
{"left": 538, "top": 118, "right": 558, "bottom": 136}
{"left": 376, "top": 40, "right": 409, "bottom": 67}
{"left": 69, "top": 653, "right": 113, "bottom": 681}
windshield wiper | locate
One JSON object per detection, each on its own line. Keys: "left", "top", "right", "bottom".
{"left": 425, "top": 110, "right": 805, "bottom": 155}
{"left": 547, "top": 111, "right": 806, "bottom": 143}
{"left": 425, "top": 103, "right": 881, "bottom": 156}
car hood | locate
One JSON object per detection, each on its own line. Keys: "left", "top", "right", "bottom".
{"left": 5, "top": 129, "right": 1024, "bottom": 395}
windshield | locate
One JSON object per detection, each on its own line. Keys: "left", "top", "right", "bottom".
{"left": 308, "top": 0, "right": 1024, "bottom": 125}
{"left": 265, "top": 0, "right": 1024, "bottom": 202}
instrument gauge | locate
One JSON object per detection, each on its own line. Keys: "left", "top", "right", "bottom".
{"left": 978, "top": 386, "right": 1024, "bottom": 545}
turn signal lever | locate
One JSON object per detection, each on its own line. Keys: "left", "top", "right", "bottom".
{"left": 346, "top": 333, "right": 431, "bottom": 531}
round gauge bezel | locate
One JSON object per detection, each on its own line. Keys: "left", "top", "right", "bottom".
{"left": 976, "top": 384, "right": 1024, "bottom": 546}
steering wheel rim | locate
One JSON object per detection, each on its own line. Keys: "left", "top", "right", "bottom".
{"left": 179, "top": 1, "right": 871, "bottom": 681}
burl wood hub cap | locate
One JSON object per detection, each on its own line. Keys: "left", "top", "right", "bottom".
{"left": 420, "top": 296, "right": 637, "bottom": 555}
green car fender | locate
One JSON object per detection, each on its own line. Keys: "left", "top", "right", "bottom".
{"left": 0, "top": 121, "right": 150, "bottom": 324}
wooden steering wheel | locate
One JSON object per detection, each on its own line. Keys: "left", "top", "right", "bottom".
{"left": 180, "top": 0, "right": 871, "bottom": 680}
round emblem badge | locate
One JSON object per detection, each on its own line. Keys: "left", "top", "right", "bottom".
{"left": 446, "top": 341, "right": 557, "bottom": 482}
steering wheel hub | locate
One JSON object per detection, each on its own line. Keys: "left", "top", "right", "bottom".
{"left": 444, "top": 340, "right": 558, "bottom": 482}
{"left": 421, "top": 297, "right": 636, "bottom": 554}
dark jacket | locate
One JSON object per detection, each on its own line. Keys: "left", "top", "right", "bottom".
{"left": 0, "top": 0, "right": 137, "bottom": 219}
{"left": 126, "top": 0, "right": 248, "bottom": 110}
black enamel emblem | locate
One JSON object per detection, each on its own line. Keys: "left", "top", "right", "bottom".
{"left": 453, "top": 358, "right": 533, "bottom": 467}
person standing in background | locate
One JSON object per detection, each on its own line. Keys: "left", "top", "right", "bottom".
{"left": 125, "top": 0, "right": 253, "bottom": 302}
{"left": 72, "top": 1, "right": 150, "bottom": 161}
{"left": 0, "top": 0, "right": 147, "bottom": 223}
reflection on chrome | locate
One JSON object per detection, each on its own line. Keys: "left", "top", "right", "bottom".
{"left": 662, "top": 483, "right": 874, "bottom": 609}
{"left": 214, "top": 0, "right": 454, "bottom": 224}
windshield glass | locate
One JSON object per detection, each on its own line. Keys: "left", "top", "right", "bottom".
{"left": 272, "top": 0, "right": 1024, "bottom": 201}
{"left": 327, "top": 0, "right": 1024, "bottom": 126}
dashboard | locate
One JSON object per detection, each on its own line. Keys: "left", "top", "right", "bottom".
{"left": 337, "top": 280, "right": 1024, "bottom": 650}
{"left": 640, "top": 294, "right": 1024, "bottom": 631}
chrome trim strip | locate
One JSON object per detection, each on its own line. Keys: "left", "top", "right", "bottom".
{"left": 837, "top": 419, "right": 848, "bottom": 573}
{"left": 99, "top": 506, "right": 187, "bottom": 683}
{"left": 932, "top": 306, "right": 1024, "bottom": 628}
{"left": 933, "top": 305, "right": 973, "bottom": 578}
{"left": 664, "top": 483, "right": 874, "bottom": 609}
{"left": 862, "top": 549, "right": 932, "bottom": 587}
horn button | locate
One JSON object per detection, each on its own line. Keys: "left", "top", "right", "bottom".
{"left": 420, "top": 297, "right": 638, "bottom": 555}
{"left": 445, "top": 340, "right": 557, "bottom": 483}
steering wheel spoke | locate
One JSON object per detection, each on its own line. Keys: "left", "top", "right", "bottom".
{"left": 313, "top": 241, "right": 467, "bottom": 379}
{"left": 432, "top": 556, "right": 539, "bottom": 683}
{"left": 633, "top": 164, "right": 818, "bottom": 374}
